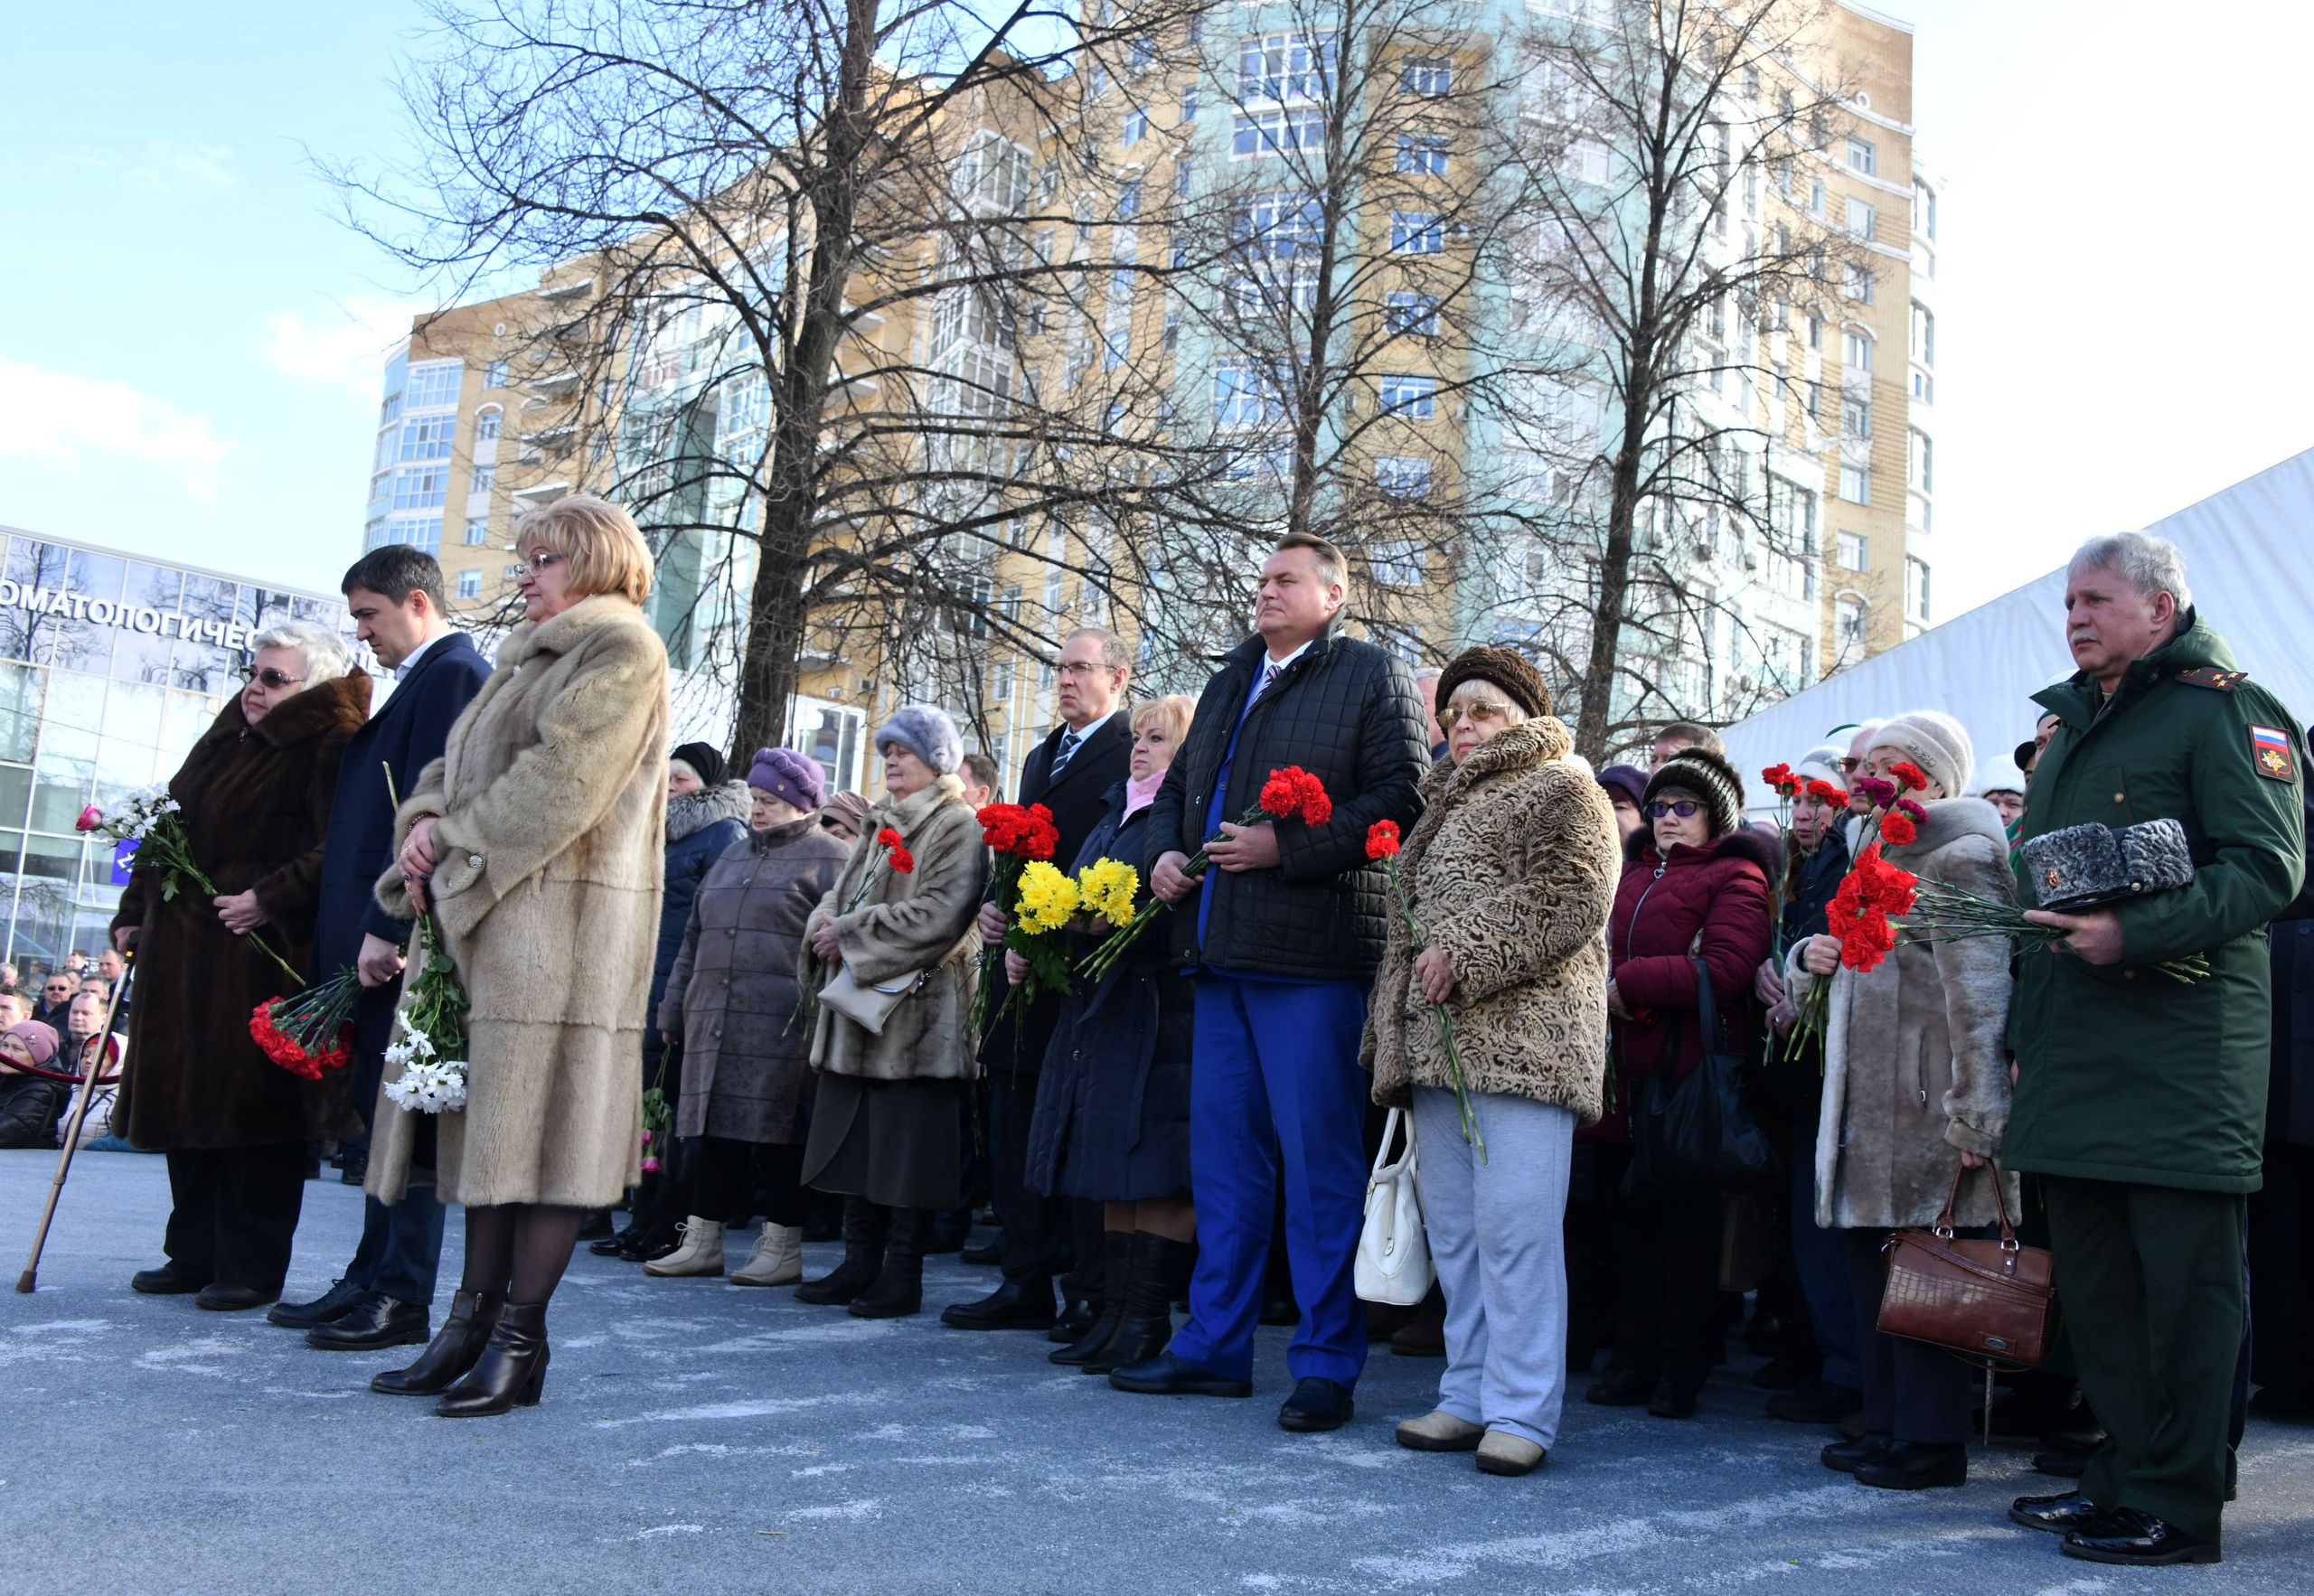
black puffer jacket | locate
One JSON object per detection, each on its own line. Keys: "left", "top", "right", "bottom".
{"left": 1147, "top": 624, "right": 1429, "bottom": 981}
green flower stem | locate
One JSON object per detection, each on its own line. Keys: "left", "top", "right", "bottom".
{"left": 1384, "top": 856, "right": 1484, "bottom": 1163}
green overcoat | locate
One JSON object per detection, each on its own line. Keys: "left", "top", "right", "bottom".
{"left": 2006, "top": 610, "right": 2305, "bottom": 1193}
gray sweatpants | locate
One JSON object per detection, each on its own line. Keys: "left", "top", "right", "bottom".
{"left": 1411, "top": 1085, "right": 1576, "bottom": 1449}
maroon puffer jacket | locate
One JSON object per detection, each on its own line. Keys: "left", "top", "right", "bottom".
{"left": 1586, "top": 829, "right": 1776, "bottom": 1144}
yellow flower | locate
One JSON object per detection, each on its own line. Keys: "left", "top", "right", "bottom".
{"left": 1015, "top": 860, "right": 1079, "bottom": 934}
{"left": 1076, "top": 858, "right": 1140, "bottom": 929}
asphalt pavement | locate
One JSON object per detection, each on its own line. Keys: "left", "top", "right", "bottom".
{"left": 2, "top": 1148, "right": 2309, "bottom": 1594}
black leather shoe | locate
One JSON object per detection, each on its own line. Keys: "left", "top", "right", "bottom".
{"left": 1086, "top": 1233, "right": 1192, "bottom": 1376}
{"left": 941, "top": 1279, "right": 1057, "bottom": 1331}
{"left": 1647, "top": 1381, "right": 1698, "bottom": 1419}
{"left": 195, "top": 1282, "right": 278, "bottom": 1312}
{"left": 1108, "top": 1351, "right": 1252, "bottom": 1398}
{"left": 850, "top": 1208, "right": 928, "bottom": 1319}
{"left": 437, "top": 1301, "right": 549, "bottom": 1417}
{"left": 130, "top": 1263, "right": 210, "bottom": 1295}
{"left": 1278, "top": 1375, "right": 1355, "bottom": 1432}
{"left": 373, "top": 1290, "right": 501, "bottom": 1395}
{"left": 961, "top": 1238, "right": 1003, "bottom": 1266}
{"left": 1049, "top": 1296, "right": 1097, "bottom": 1344}
{"left": 1050, "top": 1233, "right": 1131, "bottom": 1366}
{"left": 591, "top": 1216, "right": 645, "bottom": 1256}
{"left": 1821, "top": 1432, "right": 1892, "bottom": 1473}
{"left": 2010, "top": 1490, "right": 2112, "bottom": 1535}
{"left": 337, "top": 1148, "right": 367, "bottom": 1186}
{"left": 1585, "top": 1367, "right": 1653, "bottom": 1406}
{"left": 795, "top": 1197, "right": 888, "bottom": 1306}
{"left": 577, "top": 1208, "right": 613, "bottom": 1241}
{"left": 2062, "top": 1507, "right": 2221, "bottom": 1566}
{"left": 1854, "top": 1440, "right": 1968, "bottom": 1490}
{"left": 306, "top": 1294, "right": 430, "bottom": 1351}
{"left": 268, "top": 1278, "right": 365, "bottom": 1329}
{"left": 1767, "top": 1379, "right": 1863, "bottom": 1424}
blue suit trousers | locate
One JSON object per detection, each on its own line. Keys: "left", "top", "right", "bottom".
{"left": 344, "top": 1047, "right": 445, "bottom": 1308}
{"left": 1170, "top": 972, "right": 1370, "bottom": 1388}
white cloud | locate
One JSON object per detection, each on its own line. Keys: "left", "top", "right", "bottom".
{"left": 0, "top": 357, "right": 226, "bottom": 474}
{"left": 263, "top": 296, "right": 421, "bottom": 399}
{"left": 128, "top": 139, "right": 235, "bottom": 191}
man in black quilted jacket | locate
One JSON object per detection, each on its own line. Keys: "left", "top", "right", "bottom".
{"left": 1109, "top": 532, "right": 1430, "bottom": 1432}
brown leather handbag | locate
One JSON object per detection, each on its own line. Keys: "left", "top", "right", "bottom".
{"left": 1877, "top": 1164, "right": 2060, "bottom": 1367}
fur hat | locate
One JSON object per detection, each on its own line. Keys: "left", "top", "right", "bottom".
{"left": 1642, "top": 747, "right": 1746, "bottom": 838}
{"left": 1972, "top": 752, "right": 2027, "bottom": 798}
{"left": 669, "top": 741, "right": 729, "bottom": 789}
{"left": 748, "top": 746, "right": 825, "bottom": 811}
{"left": 874, "top": 703, "right": 964, "bottom": 775}
{"left": 1595, "top": 763, "right": 1649, "bottom": 812}
{"left": 1870, "top": 710, "right": 1974, "bottom": 800}
{"left": 1795, "top": 743, "right": 1847, "bottom": 790}
{"left": 1434, "top": 644, "right": 1552, "bottom": 720}
{"left": 819, "top": 790, "right": 870, "bottom": 842}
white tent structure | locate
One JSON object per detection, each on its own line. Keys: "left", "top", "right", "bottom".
{"left": 1718, "top": 446, "right": 2314, "bottom": 807}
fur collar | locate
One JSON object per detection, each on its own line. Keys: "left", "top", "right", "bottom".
{"left": 495, "top": 594, "right": 646, "bottom": 671}
{"left": 1627, "top": 823, "right": 1782, "bottom": 882}
{"left": 667, "top": 779, "right": 751, "bottom": 842}
{"left": 226, "top": 671, "right": 372, "bottom": 748}
{"left": 1418, "top": 715, "right": 1574, "bottom": 805}
{"left": 870, "top": 773, "right": 966, "bottom": 833}
{"left": 1883, "top": 795, "right": 2008, "bottom": 862}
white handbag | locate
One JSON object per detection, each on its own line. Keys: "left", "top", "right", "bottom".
{"left": 815, "top": 965, "right": 930, "bottom": 1036}
{"left": 1355, "top": 1106, "right": 1434, "bottom": 1306}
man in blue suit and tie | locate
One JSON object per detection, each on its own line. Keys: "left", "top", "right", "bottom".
{"left": 268, "top": 546, "right": 491, "bottom": 1350}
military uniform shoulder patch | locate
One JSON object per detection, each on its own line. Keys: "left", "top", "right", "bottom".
{"left": 2178, "top": 666, "right": 2248, "bottom": 691}
{"left": 2250, "top": 724, "right": 2297, "bottom": 782}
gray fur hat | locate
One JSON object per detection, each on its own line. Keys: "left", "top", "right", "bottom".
{"left": 1870, "top": 710, "right": 1974, "bottom": 800}
{"left": 874, "top": 703, "right": 964, "bottom": 775}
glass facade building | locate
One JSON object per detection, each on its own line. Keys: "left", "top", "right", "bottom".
{"left": 0, "top": 526, "right": 351, "bottom": 974}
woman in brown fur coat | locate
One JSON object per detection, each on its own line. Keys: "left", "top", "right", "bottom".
{"left": 113, "top": 623, "right": 371, "bottom": 1312}
{"left": 367, "top": 495, "right": 669, "bottom": 1418}
{"left": 1363, "top": 646, "right": 1621, "bottom": 1477}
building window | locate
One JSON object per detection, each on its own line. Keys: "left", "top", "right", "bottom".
{"left": 1808, "top": 178, "right": 1827, "bottom": 219}
{"left": 1121, "top": 108, "right": 1147, "bottom": 146}
{"left": 1400, "top": 55, "right": 1452, "bottom": 97}
{"left": 404, "top": 361, "right": 462, "bottom": 411}
{"left": 1906, "top": 556, "right": 1932, "bottom": 623}
{"left": 1231, "top": 108, "right": 1325, "bottom": 155}
{"left": 1909, "top": 303, "right": 1934, "bottom": 366}
{"left": 1847, "top": 136, "right": 1877, "bottom": 176}
{"left": 1914, "top": 180, "right": 1937, "bottom": 241}
{"left": 1807, "top": 315, "right": 1823, "bottom": 351}
{"left": 484, "top": 360, "right": 508, "bottom": 389}
{"left": 1911, "top": 369, "right": 1933, "bottom": 404}
{"left": 1180, "top": 88, "right": 1197, "bottom": 122}
{"left": 1115, "top": 178, "right": 1141, "bottom": 218}
{"left": 1375, "top": 456, "right": 1433, "bottom": 500}
{"left": 1841, "top": 395, "right": 1871, "bottom": 440}
{"left": 1127, "top": 33, "right": 1156, "bottom": 73}
{"left": 1836, "top": 595, "right": 1868, "bottom": 651}
{"left": 474, "top": 407, "right": 501, "bottom": 441}
{"left": 1837, "top": 530, "right": 1869, "bottom": 571}
{"left": 1395, "top": 135, "right": 1450, "bottom": 175}
{"left": 390, "top": 465, "right": 449, "bottom": 512}
{"left": 395, "top": 413, "right": 456, "bottom": 462}
{"left": 1212, "top": 364, "right": 1284, "bottom": 426}
{"left": 1378, "top": 374, "right": 1436, "bottom": 418}
{"left": 385, "top": 514, "right": 442, "bottom": 554}
{"left": 456, "top": 570, "right": 482, "bottom": 599}
{"left": 464, "top": 516, "right": 488, "bottom": 546}
{"left": 1842, "top": 264, "right": 1875, "bottom": 304}
{"left": 1384, "top": 292, "right": 1439, "bottom": 335}
{"left": 1908, "top": 427, "right": 1933, "bottom": 493}
{"left": 1389, "top": 211, "right": 1444, "bottom": 253}
{"left": 470, "top": 464, "right": 494, "bottom": 496}
{"left": 1845, "top": 198, "right": 1875, "bottom": 240}
{"left": 1842, "top": 329, "right": 1872, "bottom": 373}
{"left": 1240, "top": 32, "right": 1335, "bottom": 102}
{"left": 1839, "top": 464, "right": 1870, "bottom": 505}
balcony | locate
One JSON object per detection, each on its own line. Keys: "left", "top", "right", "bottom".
{"left": 539, "top": 277, "right": 595, "bottom": 304}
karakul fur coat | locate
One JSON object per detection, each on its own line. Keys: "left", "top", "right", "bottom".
{"left": 1789, "top": 796, "right": 2018, "bottom": 1230}
{"left": 1362, "top": 717, "right": 1622, "bottom": 1122}
{"left": 366, "top": 595, "right": 670, "bottom": 1207}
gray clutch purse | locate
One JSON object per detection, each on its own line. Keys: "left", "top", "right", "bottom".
{"left": 2020, "top": 818, "right": 2196, "bottom": 913}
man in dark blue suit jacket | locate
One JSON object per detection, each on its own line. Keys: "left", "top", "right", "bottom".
{"left": 268, "top": 547, "right": 490, "bottom": 1350}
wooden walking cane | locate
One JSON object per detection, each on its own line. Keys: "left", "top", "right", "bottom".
{"left": 15, "top": 956, "right": 133, "bottom": 1293}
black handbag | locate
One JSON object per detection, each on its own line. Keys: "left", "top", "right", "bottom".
{"left": 1625, "top": 957, "right": 1781, "bottom": 1197}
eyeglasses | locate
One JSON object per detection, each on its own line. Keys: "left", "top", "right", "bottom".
{"left": 1837, "top": 756, "right": 1863, "bottom": 773}
{"left": 1439, "top": 699, "right": 1517, "bottom": 729}
{"left": 513, "top": 550, "right": 568, "bottom": 578}
{"left": 243, "top": 668, "right": 306, "bottom": 690}
{"left": 1648, "top": 799, "right": 1702, "bottom": 819}
{"left": 1056, "top": 660, "right": 1117, "bottom": 679}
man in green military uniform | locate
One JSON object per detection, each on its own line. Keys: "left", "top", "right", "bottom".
{"left": 2004, "top": 532, "right": 2304, "bottom": 1566}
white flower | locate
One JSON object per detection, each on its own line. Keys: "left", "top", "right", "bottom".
{"left": 383, "top": 1056, "right": 467, "bottom": 1114}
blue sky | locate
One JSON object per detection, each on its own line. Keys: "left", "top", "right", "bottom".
{"left": 5, "top": 1, "right": 2311, "bottom": 616}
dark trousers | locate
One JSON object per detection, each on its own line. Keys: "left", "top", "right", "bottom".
{"left": 1604, "top": 1177, "right": 1721, "bottom": 1392}
{"left": 1841, "top": 1226, "right": 1973, "bottom": 1443}
{"left": 343, "top": 1047, "right": 445, "bottom": 1307}
{"left": 2045, "top": 1175, "right": 2243, "bottom": 1542}
{"left": 164, "top": 1142, "right": 308, "bottom": 1292}
{"left": 692, "top": 1136, "right": 807, "bottom": 1227}
{"left": 2249, "top": 1141, "right": 2314, "bottom": 1398}
{"left": 992, "top": 1066, "right": 1068, "bottom": 1289}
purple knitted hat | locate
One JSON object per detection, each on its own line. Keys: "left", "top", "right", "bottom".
{"left": 748, "top": 746, "right": 825, "bottom": 812}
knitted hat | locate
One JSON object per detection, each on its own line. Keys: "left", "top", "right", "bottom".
{"left": 1595, "top": 763, "right": 1649, "bottom": 812}
{"left": 874, "top": 703, "right": 964, "bottom": 775}
{"left": 1642, "top": 747, "right": 1745, "bottom": 838}
{"left": 669, "top": 741, "right": 728, "bottom": 789}
{"left": 819, "top": 790, "right": 870, "bottom": 842}
{"left": 1973, "top": 752, "right": 2027, "bottom": 798}
{"left": 1433, "top": 644, "right": 1552, "bottom": 720}
{"left": 1795, "top": 743, "right": 1847, "bottom": 790}
{"left": 6, "top": 1020, "right": 58, "bottom": 1067}
{"left": 748, "top": 746, "right": 825, "bottom": 811}
{"left": 1870, "top": 710, "right": 1974, "bottom": 800}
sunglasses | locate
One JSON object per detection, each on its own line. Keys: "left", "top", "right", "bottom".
{"left": 1648, "top": 799, "right": 1702, "bottom": 820}
{"left": 1439, "top": 699, "right": 1516, "bottom": 728}
{"left": 242, "top": 668, "right": 306, "bottom": 690}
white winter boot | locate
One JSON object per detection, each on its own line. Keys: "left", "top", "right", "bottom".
{"left": 729, "top": 1222, "right": 804, "bottom": 1287}
{"left": 643, "top": 1216, "right": 726, "bottom": 1277}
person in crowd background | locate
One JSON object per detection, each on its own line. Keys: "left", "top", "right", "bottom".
{"left": 1026, "top": 692, "right": 1200, "bottom": 1375}
{"left": 2015, "top": 710, "right": 2063, "bottom": 779}
{"left": 1790, "top": 713, "right": 2017, "bottom": 1492}
{"left": 366, "top": 493, "right": 670, "bottom": 1418}
{"left": 0, "top": 1020, "right": 66, "bottom": 1150}
{"left": 114, "top": 620, "right": 371, "bottom": 1312}
{"left": 31, "top": 972, "right": 73, "bottom": 1035}
{"left": 270, "top": 546, "right": 494, "bottom": 1354}
{"left": 61, "top": 951, "right": 87, "bottom": 979}
{"left": 2250, "top": 722, "right": 2314, "bottom": 1419}
{"left": 1119, "top": 532, "right": 1428, "bottom": 1434}
{"left": 1973, "top": 755, "right": 2028, "bottom": 829}
{"left": 0, "top": 987, "right": 27, "bottom": 1030}
{"left": 1649, "top": 721, "right": 1725, "bottom": 773}
{"left": 820, "top": 791, "right": 869, "bottom": 844}
{"left": 1586, "top": 748, "right": 1773, "bottom": 1420}
{"left": 1414, "top": 666, "right": 1446, "bottom": 762}
{"left": 1594, "top": 765, "right": 1649, "bottom": 846}
{"left": 797, "top": 705, "right": 988, "bottom": 1319}
{"left": 949, "top": 629, "right": 1133, "bottom": 1336}
{"left": 2004, "top": 532, "right": 2303, "bottom": 1565}
{"left": 650, "top": 747, "right": 848, "bottom": 1285}
{"left": 961, "top": 752, "right": 1000, "bottom": 810}
{"left": 1367, "top": 646, "right": 1619, "bottom": 1478}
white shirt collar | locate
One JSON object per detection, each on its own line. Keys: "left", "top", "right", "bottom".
{"left": 1262, "top": 637, "right": 1314, "bottom": 674}
{"left": 393, "top": 629, "right": 455, "bottom": 681}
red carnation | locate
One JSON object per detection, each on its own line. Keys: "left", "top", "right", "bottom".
{"left": 1804, "top": 780, "right": 1848, "bottom": 805}
{"left": 1890, "top": 761, "right": 1931, "bottom": 794}
{"left": 1260, "top": 766, "right": 1333, "bottom": 827}
{"left": 1365, "top": 820, "right": 1401, "bottom": 859}
{"left": 889, "top": 847, "right": 915, "bottom": 874}
{"left": 977, "top": 803, "right": 1027, "bottom": 850}
{"left": 1021, "top": 803, "right": 1059, "bottom": 861}
{"left": 1761, "top": 763, "right": 1801, "bottom": 798}
{"left": 1878, "top": 812, "right": 1918, "bottom": 846}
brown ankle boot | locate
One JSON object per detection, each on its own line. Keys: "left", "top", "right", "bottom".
{"left": 435, "top": 1301, "right": 550, "bottom": 1417}
{"left": 372, "top": 1290, "right": 503, "bottom": 1396}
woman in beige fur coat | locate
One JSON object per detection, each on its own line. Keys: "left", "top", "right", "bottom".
{"left": 1363, "top": 646, "right": 1621, "bottom": 1478}
{"left": 794, "top": 703, "right": 988, "bottom": 1320}
{"left": 1786, "top": 710, "right": 2015, "bottom": 1492}
{"left": 366, "top": 494, "right": 669, "bottom": 1418}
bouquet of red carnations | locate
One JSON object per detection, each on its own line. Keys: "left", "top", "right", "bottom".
{"left": 249, "top": 970, "right": 362, "bottom": 1080}
{"left": 973, "top": 803, "right": 1059, "bottom": 1035}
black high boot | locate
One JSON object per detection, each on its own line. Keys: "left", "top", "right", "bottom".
{"left": 851, "top": 1208, "right": 928, "bottom": 1319}
{"left": 1087, "top": 1233, "right": 1193, "bottom": 1375}
{"left": 435, "top": 1301, "right": 550, "bottom": 1417}
{"left": 371, "top": 1290, "right": 503, "bottom": 1395}
{"left": 795, "top": 1197, "right": 889, "bottom": 1305}
{"left": 1050, "top": 1231, "right": 1133, "bottom": 1366}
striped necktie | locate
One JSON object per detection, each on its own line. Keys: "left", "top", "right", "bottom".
{"left": 1049, "top": 727, "right": 1083, "bottom": 777}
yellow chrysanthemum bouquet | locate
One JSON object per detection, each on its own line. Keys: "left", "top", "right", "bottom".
{"left": 1001, "top": 859, "right": 1080, "bottom": 1016}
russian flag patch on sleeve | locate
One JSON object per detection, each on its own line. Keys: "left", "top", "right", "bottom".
{"left": 2251, "top": 724, "right": 2296, "bottom": 782}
